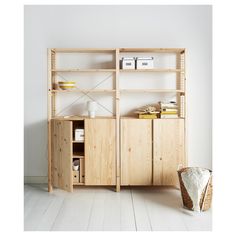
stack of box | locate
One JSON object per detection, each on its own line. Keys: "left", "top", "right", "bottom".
{"left": 159, "top": 101, "right": 178, "bottom": 118}
{"left": 72, "top": 159, "right": 85, "bottom": 184}
{"left": 121, "top": 57, "right": 154, "bottom": 70}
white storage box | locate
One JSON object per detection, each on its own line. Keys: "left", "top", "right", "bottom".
{"left": 136, "top": 57, "right": 154, "bottom": 69}
{"left": 121, "top": 57, "right": 135, "bottom": 70}
{"left": 75, "top": 129, "right": 84, "bottom": 141}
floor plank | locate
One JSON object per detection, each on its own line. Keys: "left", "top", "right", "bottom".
{"left": 131, "top": 187, "right": 152, "bottom": 231}
{"left": 24, "top": 185, "right": 63, "bottom": 231}
{"left": 51, "top": 187, "right": 96, "bottom": 231}
{"left": 86, "top": 188, "right": 108, "bottom": 231}
{"left": 120, "top": 187, "right": 136, "bottom": 231}
{"left": 102, "top": 189, "right": 121, "bottom": 231}
{"left": 142, "top": 187, "right": 187, "bottom": 231}
{"left": 24, "top": 184, "right": 212, "bottom": 231}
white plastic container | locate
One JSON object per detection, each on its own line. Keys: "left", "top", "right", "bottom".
{"left": 121, "top": 57, "right": 135, "bottom": 70}
{"left": 87, "top": 101, "right": 97, "bottom": 118}
{"left": 75, "top": 129, "right": 84, "bottom": 141}
{"left": 136, "top": 57, "right": 154, "bottom": 69}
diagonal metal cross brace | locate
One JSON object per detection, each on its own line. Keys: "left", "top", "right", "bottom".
{"left": 55, "top": 73, "right": 115, "bottom": 116}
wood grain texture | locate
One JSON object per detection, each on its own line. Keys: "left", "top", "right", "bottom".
{"left": 52, "top": 120, "right": 73, "bottom": 192}
{"left": 115, "top": 48, "right": 120, "bottom": 192}
{"left": 153, "top": 119, "right": 185, "bottom": 186}
{"left": 119, "top": 48, "right": 185, "bottom": 53}
{"left": 85, "top": 119, "right": 116, "bottom": 185}
{"left": 121, "top": 119, "right": 152, "bottom": 185}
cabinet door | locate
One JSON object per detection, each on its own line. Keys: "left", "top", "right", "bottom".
{"left": 121, "top": 119, "right": 152, "bottom": 185}
{"left": 85, "top": 119, "right": 116, "bottom": 185}
{"left": 51, "top": 120, "right": 73, "bottom": 192}
{"left": 153, "top": 119, "right": 185, "bottom": 186}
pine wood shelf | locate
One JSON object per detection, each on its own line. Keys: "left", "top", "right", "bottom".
{"left": 52, "top": 48, "right": 116, "bottom": 53}
{"left": 119, "top": 48, "right": 185, "bottom": 53}
{"left": 51, "top": 69, "right": 116, "bottom": 72}
{"left": 73, "top": 155, "right": 84, "bottom": 158}
{"left": 120, "top": 69, "right": 183, "bottom": 72}
{"left": 120, "top": 89, "right": 185, "bottom": 93}
{"left": 52, "top": 116, "right": 115, "bottom": 120}
{"left": 72, "top": 140, "right": 84, "bottom": 143}
{"left": 51, "top": 89, "right": 116, "bottom": 93}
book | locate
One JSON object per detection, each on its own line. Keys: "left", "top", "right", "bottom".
{"left": 158, "top": 101, "right": 177, "bottom": 109}
{"left": 161, "top": 114, "right": 178, "bottom": 119}
{"left": 161, "top": 108, "right": 178, "bottom": 112}
{"left": 161, "top": 111, "right": 178, "bottom": 115}
{"left": 139, "top": 114, "right": 157, "bottom": 119}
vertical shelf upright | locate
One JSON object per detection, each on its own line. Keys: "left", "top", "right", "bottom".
{"left": 115, "top": 49, "right": 120, "bottom": 192}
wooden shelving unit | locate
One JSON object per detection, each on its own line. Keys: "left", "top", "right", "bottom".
{"left": 48, "top": 48, "right": 186, "bottom": 193}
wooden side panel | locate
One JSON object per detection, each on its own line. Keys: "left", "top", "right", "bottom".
{"left": 85, "top": 119, "right": 116, "bottom": 185}
{"left": 153, "top": 119, "right": 185, "bottom": 186}
{"left": 121, "top": 119, "right": 152, "bottom": 185}
{"left": 51, "top": 120, "right": 73, "bottom": 192}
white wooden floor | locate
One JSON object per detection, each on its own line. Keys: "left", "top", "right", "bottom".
{"left": 24, "top": 184, "right": 212, "bottom": 231}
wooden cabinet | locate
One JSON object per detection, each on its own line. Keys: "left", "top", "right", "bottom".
{"left": 85, "top": 119, "right": 116, "bottom": 185}
{"left": 153, "top": 119, "right": 185, "bottom": 186}
{"left": 51, "top": 120, "right": 73, "bottom": 192}
{"left": 121, "top": 119, "right": 185, "bottom": 187}
{"left": 121, "top": 119, "right": 152, "bottom": 185}
{"left": 51, "top": 118, "right": 185, "bottom": 191}
{"left": 51, "top": 118, "right": 116, "bottom": 191}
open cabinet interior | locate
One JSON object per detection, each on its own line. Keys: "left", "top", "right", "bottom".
{"left": 72, "top": 120, "right": 85, "bottom": 185}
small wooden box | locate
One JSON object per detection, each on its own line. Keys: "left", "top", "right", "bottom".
{"left": 73, "top": 170, "right": 79, "bottom": 183}
{"left": 80, "top": 159, "right": 85, "bottom": 183}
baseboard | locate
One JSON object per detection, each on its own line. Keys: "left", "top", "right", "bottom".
{"left": 24, "top": 176, "right": 48, "bottom": 184}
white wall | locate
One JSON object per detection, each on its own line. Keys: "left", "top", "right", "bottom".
{"left": 24, "top": 5, "right": 212, "bottom": 182}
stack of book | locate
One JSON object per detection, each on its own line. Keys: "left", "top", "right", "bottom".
{"left": 159, "top": 101, "right": 178, "bottom": 118}
{"left": 135, "top": 105, "right": 160, "bottom": 119}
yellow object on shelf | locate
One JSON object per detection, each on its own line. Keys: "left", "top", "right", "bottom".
{"left": 161, "top": 111, "right": 178, "bottom": 115}
{"left": 58, "top": 81, "right": 76, "bottom": 90}
{"left": 139, "top": 114, "right": 157, "bottom": 119}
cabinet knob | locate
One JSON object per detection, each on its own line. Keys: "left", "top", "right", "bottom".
{"left": 128, "top": 148, "right": 131, "bottom": 152}
{"left": 160, "top": 157, "right": 162, "bottom": 161}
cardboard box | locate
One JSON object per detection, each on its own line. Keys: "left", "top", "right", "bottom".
{"left": 73, "top": 170, "right": 79, "bottom": 183}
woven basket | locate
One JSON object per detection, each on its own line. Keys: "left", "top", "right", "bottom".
{"left": 178, "top": 167, "right": 212, "bottom": 211}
